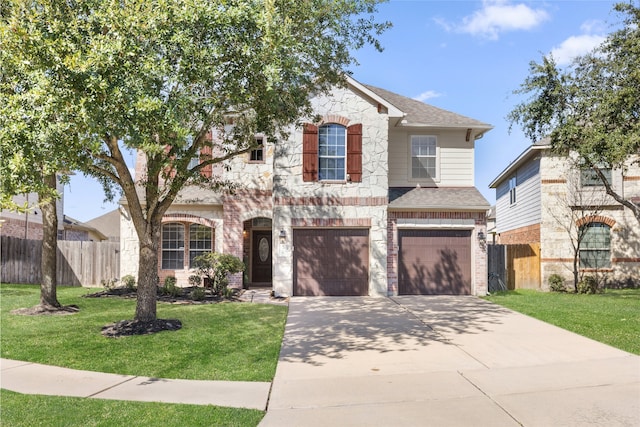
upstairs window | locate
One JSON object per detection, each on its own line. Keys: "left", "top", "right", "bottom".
{"left": 302, "top": 122, "right": 362, "bottom": 182}
{"left": 318, "top": 124, "right": 346, "bottom": 181}
{"left": 581, "top": 164, "right": 612, "bottom": 187}
{"left": 509, "top": 175, "right": 517, "bottom": 205}
{"left": 250, "top": 137, "right": 264, "bottom": 163}
{"left": 410, "top": 135, "right": 437, "bottom": 179}
{"left": 579, "top": 222, "right": 611, "bottom": 268}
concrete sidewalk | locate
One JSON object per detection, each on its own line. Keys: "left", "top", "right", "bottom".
{"left": 260, "top": 296, "right": 640, "bottom": 426}
{"left": 1, "top": 358, "right": 270, "bottom": 410}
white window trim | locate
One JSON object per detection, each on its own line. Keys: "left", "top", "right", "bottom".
{"left": 408, "top": 134, "right": 439, "bottom": 182}
{"left": 508, "top": 175, "right": 517, "bottom": 206}
{"left": 318, "top": 124, "right": 347, "bottom": 182}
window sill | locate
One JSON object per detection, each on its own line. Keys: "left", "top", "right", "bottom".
{"left": 579, "top": 268, "right": 613, "bottom": 272}
{"left": 319, "top": 180, "right": 348, "bottom": 184}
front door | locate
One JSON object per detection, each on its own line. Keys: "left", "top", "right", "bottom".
{"left": 252, "top": 230, "right": 272, "bottom": 284}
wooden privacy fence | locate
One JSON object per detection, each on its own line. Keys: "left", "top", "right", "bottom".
{"left": 488, "top": 243, "right": 541, "bottom": 290}
{"left": 1, "top": 236, "right": 120, "bottom": 287}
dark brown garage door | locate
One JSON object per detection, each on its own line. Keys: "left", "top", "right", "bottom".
{"left": 293, "top": 229, "right": 369, "bottom": 296}
{"left": 398, "top": 229, "right": 472, "bottom": 295}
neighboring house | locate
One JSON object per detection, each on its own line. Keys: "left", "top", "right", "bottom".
{"left": 62, "top": 215, "right": 107, "bottom": 242}
{"left": 489, "top": 140, "right": 640, "bottom": 289}
{"left": 486, "top": 205, "right": 496, "bottom": 245}
{"left": 120, "top": 77, "right": 493, "bottom": 296}
{"left": 85, "top": 209, "right": 121, "bottom": 242}
{"left": 0, "top": 179, "right": 64, "bottom": 240}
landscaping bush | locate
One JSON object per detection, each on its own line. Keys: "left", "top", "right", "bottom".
{"left": 101, "top": 278, "right": 117, "bottom": 290}
{"left": 577, "top": 276, "right": 599, "bottom": 294}
{"left": 548, "top": 274, "right": 566, "bottom": 292}
{"left": 121, "top": 274, "right": 136, "bottom": 290}
{"left": 188, "top": 275, "right": 202, "bottom": 287}
{"left": 192, "top": 252, "right": 244, "bottom": 297}
{"left": 161, "top": 276, "right": 181, "bottom": 297}
{"left": 190, "top": 287, "right": 206, "bottom": 301}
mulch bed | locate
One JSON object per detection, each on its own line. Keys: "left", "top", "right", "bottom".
{"left": 84, "top": 286, "right": 236, "bottom": 337}
{"left": 101, "top": 318, "right": 183, "bottom": 337}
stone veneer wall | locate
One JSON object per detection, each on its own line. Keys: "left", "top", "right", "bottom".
{"left": 272, "top": 85, "right": 390, "bottom": 297}
{"left": 387, "top": 211, "right": 488, "bottom": 296}
{"left": 539, "top": 153, "right": 640, "bottom": 289}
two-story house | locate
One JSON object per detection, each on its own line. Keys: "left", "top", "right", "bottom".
{"left": 119, "top": 77, "right": 493, "bottom": 296}
{"left": 490, "top": 139, "right": 640, "bottom": 289}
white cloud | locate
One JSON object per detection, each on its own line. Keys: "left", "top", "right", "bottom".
{"left": 413, "top": 90, "right": 442, "bottom": 102}
{"left": 551, "top": 34, "right": 605, "bottom": 65}
{"left": 439, "top": 0, "right": 549, "bottom": 40}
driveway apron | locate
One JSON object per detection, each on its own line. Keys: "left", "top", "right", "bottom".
{"left": 260, "top": 296, "right": 640, "bottom": 427}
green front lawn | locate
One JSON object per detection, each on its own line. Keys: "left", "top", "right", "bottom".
{"left": 1, "top": 284, "right": 288, "bottom": 427}
{"left": 1, "top": 389, "right": 264, "bottom": 427}
{"left": 1, "top": 284, "right": 288, "bottom": 382}
{"left": 485, "top": 288, "right": 640, "bottom": 355}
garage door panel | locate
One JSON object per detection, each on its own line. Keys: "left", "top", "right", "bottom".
{"left": 294, "top": 229, "right": 369, "bottom": 296}
{"left": 399, "top": 230, "right": 471, "bottom": 295}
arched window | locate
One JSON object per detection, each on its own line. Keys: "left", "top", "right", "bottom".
{"left": 318, "top": 124, "right": 346, "bottom": 181}
{"left": 579, "top": 222, "right": 611, "bottom": 268}
{"left": 162, "top": 223, "right": 185, "bottom": 269}
{"left": 189, "top": 224, "right": 212, "bottom": 267}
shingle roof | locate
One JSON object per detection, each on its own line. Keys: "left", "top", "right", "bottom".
{"left": 389, "top": 187, "right": 490, "bottom": 211}
{"left": 363, "top": 84, "right": 493, "bottom": 130}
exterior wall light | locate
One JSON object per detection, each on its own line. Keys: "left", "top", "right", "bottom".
{"left": 279, "top": 229, "right": 287, "bottom": 243}
{"left": 477, "top": 231, "right": 486, "bottom": 243}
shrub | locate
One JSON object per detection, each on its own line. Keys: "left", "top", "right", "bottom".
{"left": 101, "top": 278, "right": 117, "bottom": 290}
{"left": 188, "top": 275, "right": 202, "bottom": 287}
{"left": 223, "top": 287, "right": 236, "bottom": 299}
{"left": 193, "top": 252, "right": 245, "bottom": 296}
{"left": 577, "top": 276, "right": 599, "bottom": 294}
{"left": 548, "top": 274, "right": 566, "bottom": 292}
{"left": 121, "top": 274, "right": 136, "bottom": 290}
{"left": 191, "top": 287, "right": 206, "bottom": 301}
{"left": 161, "top": 276, "right": 181, "bottom": 297}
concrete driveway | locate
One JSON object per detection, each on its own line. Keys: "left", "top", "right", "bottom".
{"left": 260, "top": 296, "right": 640, "bottom": 426}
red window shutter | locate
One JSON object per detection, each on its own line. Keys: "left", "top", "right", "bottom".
{"left": 302, "top": 123, "right": 318, "bottom": 182}
{"left": 200, "top": 145, "right": 213, "bottom": 178}
{"left": 347, "top": 124, "right": 362, "bottom": 182}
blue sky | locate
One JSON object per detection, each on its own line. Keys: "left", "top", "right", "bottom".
{"left": 63, "top": 0, "right": 621, "bottom": 222}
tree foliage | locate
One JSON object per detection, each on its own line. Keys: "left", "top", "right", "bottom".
{"left": 1, "top": 0, "right": 389, "bottom": 324}
{"left": 509, "top": 2, "right": 640, "bottom": 221}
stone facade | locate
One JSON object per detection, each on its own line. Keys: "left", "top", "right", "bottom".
{"left": 493, "top": 145, "right": 640, "bottom": 290}
{"left": 119, "top": 80, "right": 491, "bottom": 296}
{"left": 539, "top": 152, "right": 640, "bottom": 289}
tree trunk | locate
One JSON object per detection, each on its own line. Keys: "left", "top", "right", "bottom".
{"left": 135, "top": 225, "right": 161, "bottom": 322}
{"left": 39, "top": 174, "right": 61, "bottom": 308}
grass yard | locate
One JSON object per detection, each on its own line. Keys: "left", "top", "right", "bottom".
{"left": 0, "top": 389, "right": 264, "bottom": 427}
{"left": 485, "top": 288, "right": 640, "bottom": 355}
{"left": 1, "top": 284, "right": 287, "bottom": 382}
{"left": 1, "top": 284, "right": 288, "bottom": 427}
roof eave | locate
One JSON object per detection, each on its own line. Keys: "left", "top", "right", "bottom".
{"left": 346, "top": 76, "right": 405, "bottom": 118}
{"left": 489, "top": 144, "right": 549, "bottom": 188}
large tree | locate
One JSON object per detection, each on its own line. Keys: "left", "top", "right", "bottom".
{"left": 509, "top": 2, "right": 640, "bottom": 222}
{"left": 0, "top": 32, "right": 82, "bottom": 312}
{"left": 2, "top": 0, "right": 389, "bottom": 328}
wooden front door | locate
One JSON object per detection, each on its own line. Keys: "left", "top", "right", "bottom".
{"left": 252, "top": 230, "right": 272, "bottom": 284}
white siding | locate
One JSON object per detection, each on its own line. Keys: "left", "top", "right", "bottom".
{"left": 388, "top": 128, "right": 475, "bottom": 187}
{"left": 494, "top": 157, "right": 541, "bottom": 233}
